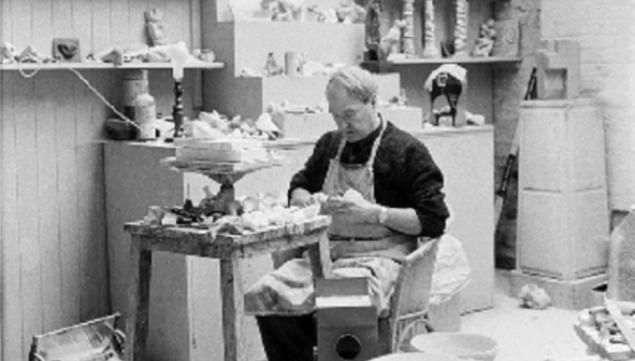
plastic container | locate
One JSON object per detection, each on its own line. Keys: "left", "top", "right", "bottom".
{"left": 369, "top": 351, "right": 462, "bottom": 361}
{"left": 410, "top": 333, "right": 498, "bottom": 361}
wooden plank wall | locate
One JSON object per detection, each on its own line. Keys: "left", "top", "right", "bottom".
{"left": 0, "top": 0, "right": 199, "bottom": 360}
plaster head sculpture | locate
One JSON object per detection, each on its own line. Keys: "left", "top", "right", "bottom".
{"left": 325, "top": 66, "right": 380, "bottom": 142}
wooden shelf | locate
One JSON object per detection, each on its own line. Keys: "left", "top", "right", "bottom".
{"left": 0, "top": 61, "right": 225, "bottom": 71}
{"left": 362, "top": 56, "right": 521, "bottom": 72}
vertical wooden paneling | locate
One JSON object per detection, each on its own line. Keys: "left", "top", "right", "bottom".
{"left": 129, "top": 0, "right": 149, "bottom": 45}
{"left": 72, "top": 0, "right": 94, "bottom": 60}
{"left": 110, "top": 0, "right": 130, "bottom": 46}
{"left": 2, "top": 0, "right": 200, "bottom": 359}
{"left": 52, "top": 0, "right": 73, "bottom": 38}
{"left": 165, "top": 0, "right": 189, "bottom": 46}
{"left": 35, "top": 73, "right": 64, "bottom": 334}
{"left": 14, "top": 76, "right": 44, "bottom": 358}
{"left": 2, "top": 72, "right": 23, "bottom": 361}
{"left": 92, "top": 0, "right": 112, "bottom": 53}
{"left": 11, "top": 0, "right": 31, "bottom": 48}
{"left": 31, "top": 0, "right": 52, "bottom": 56}
{"left": 55, "top": 71, "right": 81, "bottom": 328}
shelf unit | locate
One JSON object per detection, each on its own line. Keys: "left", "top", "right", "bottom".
{"left": 0, "top": 61, "right": 225, "bottom": 71}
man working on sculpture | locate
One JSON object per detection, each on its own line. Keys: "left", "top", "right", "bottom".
{"left": 245, "top": 65, "right": 449, "bottom": 361}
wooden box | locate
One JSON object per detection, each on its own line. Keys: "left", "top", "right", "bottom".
{"left": 316, "top": 278, "right": 378, "bottom": 361}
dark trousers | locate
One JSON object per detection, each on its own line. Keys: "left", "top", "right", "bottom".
{"left": 256, "top": 314, "right": 317, "bottom": 361}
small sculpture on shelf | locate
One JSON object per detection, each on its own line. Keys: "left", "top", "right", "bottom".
{"left": 364, "top": 0, "right": 382, "bottom": 60}
{"left": 335, "top": 0, "right": 366, "bottom": 24}
{"left": 53, "top": 38, "right": 81, "bottom": 62}
{"left": 471, "top": 19, "right": 496, "bottom": 57}
{"left": 263, "top": 0, "right": 305, "bottom": 22}
{"left": 421, "top": 0, "right": 440, "bottom": 58}
{"left": 453, "top": 0, "right": 469, "bottom": 57}
{"left": 379, "top": 19, "right": 407, "bottom": 61}
{"left": 424, "top": 64, "right": 467, "bottom": 127}
{"left": 145, "top": 8, "right": 169, "bottom": 46}
{"left": 264, "top": 52, "right": 284, "bottom": 76}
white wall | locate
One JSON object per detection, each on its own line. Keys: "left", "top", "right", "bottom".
{"left": 541, "top": 0, "right": 635, "bottom": 213}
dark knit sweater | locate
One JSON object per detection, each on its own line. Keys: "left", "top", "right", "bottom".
{"left": 289, "top": 121, "right": 449, "bottom": 238}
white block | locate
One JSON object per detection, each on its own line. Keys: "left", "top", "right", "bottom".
{"left": 520, "top": 99, "right": 606, "bottom": 192}
{"left": 518, "top": 99, "right": 609, "bottom": 281}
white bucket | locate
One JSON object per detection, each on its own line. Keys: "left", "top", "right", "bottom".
{"left": 410, "top": 333, "right": 498, "bottom": 361}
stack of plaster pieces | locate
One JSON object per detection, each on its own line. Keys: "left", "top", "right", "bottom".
{"left": 174, "top": 107, "right": 286, "bottom": 164}
{"left": 142, "top": 191, "right": 322, "bottom": 237}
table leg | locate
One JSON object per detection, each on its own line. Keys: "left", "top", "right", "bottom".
{"left": 307, "top": 231, "right": 332, "bottom": 278}
{"left": 220, "top": 257, "right": 246, "bottom": 361}
{"left": 126, "top": 238, "right": 153, "bottom": 361}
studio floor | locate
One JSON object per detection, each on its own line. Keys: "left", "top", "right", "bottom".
{"left": 459, "top": 270, "right": 594, "bottom": 361}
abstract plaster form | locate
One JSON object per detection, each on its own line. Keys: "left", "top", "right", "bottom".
{"left": 422, "top": 0, "right": 440, "bottom": 58}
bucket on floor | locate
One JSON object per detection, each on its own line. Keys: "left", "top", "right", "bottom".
{"left": 368, "top": 351, "right": 462, "bottom": 361}
{"left": 410, "top": 333, "right": 498, "bottom": 361}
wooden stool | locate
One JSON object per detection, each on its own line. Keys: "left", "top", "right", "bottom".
{"left": 123, "top": 217, "right": 331, "bottom": 361}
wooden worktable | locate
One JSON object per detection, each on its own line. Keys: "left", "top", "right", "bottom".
{"left": 123, "top": 216, "right": 331, "bottom": 361}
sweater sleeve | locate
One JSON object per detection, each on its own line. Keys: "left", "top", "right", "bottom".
{"left": 288, "top": 132, "right": 335, "bottom": 199}
{"left": 402, "top": 140, "right": 450, "bottom": 238}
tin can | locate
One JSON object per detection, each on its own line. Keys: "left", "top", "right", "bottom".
{"left": 122, "top": 70, "right": 149, "bottom": 119}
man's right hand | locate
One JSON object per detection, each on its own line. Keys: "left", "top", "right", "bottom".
{"left": 289, "top": 188, "right": 313, "bottom": 207}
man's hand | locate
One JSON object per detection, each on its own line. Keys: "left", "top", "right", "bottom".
{"left": 289, "top": 188, "right": 314, "bottom": 207}
{"left": 323, "top": 196, "right": 381, "bottom": 224}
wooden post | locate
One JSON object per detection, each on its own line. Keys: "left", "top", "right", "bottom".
{"left": 220, "top": 257, "right": 246, "bottom": 361}
{"left": 422, "top": 0, "right": 440, "bottom": 58}
{"left": 125, "top": 237, "right": 153, "bottom": 361}
{"left": 402, "top": 0, "right": 415, "bottom": 57}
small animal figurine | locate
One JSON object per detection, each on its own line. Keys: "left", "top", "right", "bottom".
{"left": 263, "top": 52, "right": 284, "bottom": 76}
{"left": 379, "top": 19, "right": 407, "bottom": 60}
{"left": 145, "top": 8, "right": 168, "bottom": 46}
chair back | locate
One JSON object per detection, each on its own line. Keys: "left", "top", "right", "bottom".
{"left": 387, "top": 237, "right": 440, "bottom": 352}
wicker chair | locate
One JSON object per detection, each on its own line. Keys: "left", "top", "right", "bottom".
{"left": 377, "top": 237, "right": 440, "bottom": 354}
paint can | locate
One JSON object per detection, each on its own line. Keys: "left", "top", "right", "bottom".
{"left": 122, "top": 70, "right": 149, "bottom": 120}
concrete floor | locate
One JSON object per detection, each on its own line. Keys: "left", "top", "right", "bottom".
{"left": 458, "top": 270, "right": 597, "bottom": 361}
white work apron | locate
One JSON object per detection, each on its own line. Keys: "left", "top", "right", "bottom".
{"left": 244, "top": 118, "right": 411, "bottom": 316}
